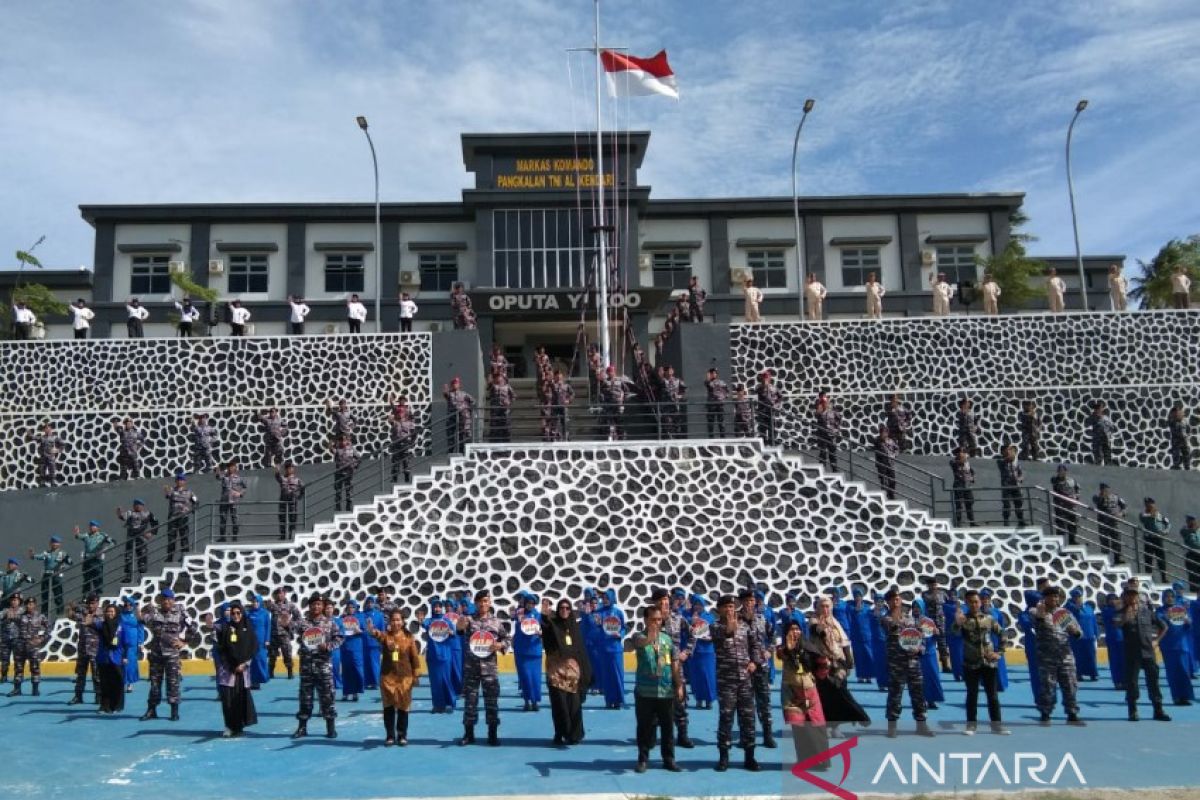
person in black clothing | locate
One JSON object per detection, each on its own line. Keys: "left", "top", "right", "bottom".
{"left": 756, "top": 372, "right": 782, "bottom": 447}
{"left": 950, "top": 448, "right": 976, "bottom": 527}
{"left": 955, "top": 399, "right": 979, "bottom": 457}
{"left": 885, "top": 394, "right": 913, "bottom": 453}
{"left": 1018, "top": 400, "right": 1042, "bottom": 461}
{"left": 216, "top": 600, "right": 259, "bottom": 737}
{"left": 997, "top": 444, "right": 1026, "bottom": 527}
{"left": 1119, "top": 588, "right": 1171, "bottom": 722}
{"left": 872, "top": 425, "right": 899, "bottom": 500}
{"left": 541, "top": 598, "right": 592, "bottom": 746}
{"left": 1050, "top": 464, "right": 1081, "bottom": 544}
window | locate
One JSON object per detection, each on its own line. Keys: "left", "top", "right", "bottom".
{"left": 130, "top": 255, "right": 171, "bottom": 295}
{"left": 492, "top": 208, "right": 601, "bottom": 289}
{"left": 747, "top": 250, "right": 787, "bottom": 289}
{"left": 840, "top": 248, "right": 881, "bottom": 287}
{"left": 651, "top": 252, "right": 692, "bottom": 289}
{"left": 228, "top": 254, "right": 269, "bottom": 294}
{"left": 935, "top": 245, "right": 978, "bottom": 285}
{"left": 418, "top": 253, "right": 459, "bottom": 292}
{"left": 324, "top": 254, "right": 365, "bottom": 293}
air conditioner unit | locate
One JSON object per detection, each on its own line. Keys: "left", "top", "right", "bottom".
{"left": 921, "top": 250, "right": 937, "bottom": 266}
{"left": 324, "top": 323, "right": 338, "bottom": 334}
{"left": 208, "top": 259, "right": 225, "bottom": 275}
{"left": 399, "top": 270, "right": 417, "bottom": 285}
{"left": 731, "top": 267, "right": 750, "bottom": 284}
{"left": 168, "top": 260, "right": 187, "bottom": 274}
{"left": 637, "top": 253, "right": 653, "bottom": 271}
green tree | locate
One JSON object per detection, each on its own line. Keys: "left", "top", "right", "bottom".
{"left": 167, "top": 270, "right": 220, "bottom": 334}
{"left": 1129, "top": 235, "right": 1200, "bottom": 309}
{"left": 1, "top": 283, "right": 70, "bottom": 339}
{"left": 976, "top": 210, "right": 1047, "bottom": 310}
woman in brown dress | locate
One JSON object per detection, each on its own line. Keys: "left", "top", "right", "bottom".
{"left": 369, "top": 608, "right": 421, "bottom": 746}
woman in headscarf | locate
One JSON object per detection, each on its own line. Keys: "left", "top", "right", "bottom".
{"left": 681, "top": 594, "right": 716, "bottom": 709}
{"left": 541, "top": 597, "right": 592, "bottom": 746}
{"left": 809, "top": 593, "right": 871, "bottom": 737}
{"left": 912, "top": 597, "right": 945, "bottom": 709}
{"left": 215, "top": 600, "right": 258, "bottom": 737}
{"left": 339, "top": 598, "right": 366, "bottom": 702}
{"left": 245, "top": 595, "right": 272, "bottom": 688}
{"left": 512, "top": 591, "right": 544, "bottom": 711}
{"left": 361, "top": 596, "right": 385, "bottom": 691}
{"left": 369, "top": 607, "right": 421, "bottom": 745}
{"left": 1157, "top": 589, "right": 1195, "bottom": 706}
{"left": 422, "top": 597, "right": 458, "bottom": 712}
{"left": 93, "top": 602, "right": 132, "bottom": 713}
{"left": 777, "top": 620, "right": 828, "bottom": 770}
{"left": 118, "top": 597, "right": 144, "bottom": 694}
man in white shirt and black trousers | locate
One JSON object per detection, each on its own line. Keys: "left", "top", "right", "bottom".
{"left": 229, "top": 300, "right": 251, "bottom": 336}
{"left": 346, "top": 294, "right": 368, "bottom": 333}
{"left": 126, "top": 298, "right": 149, "bottom": 338}
{"left": 288, "top": 295, "right": 310, "bottom": 335}
{"left": 398, "top": 292, "right": 418, "bottom": 333}
{"left": 69, "top": 299, "right": 95, "bottom": 340}
{"left": 11, "top": 301, "right": 36, "bottom": 340}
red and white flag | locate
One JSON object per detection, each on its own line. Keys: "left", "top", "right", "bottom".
{"left": 600, "top": 49, "right": 679, "bottom": 99}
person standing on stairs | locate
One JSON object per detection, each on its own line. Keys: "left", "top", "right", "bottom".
{"left": 485, "top": 373, "right": 516, "bottom": 443}
{"left": 1092, "top": 483, "right": 1128, "bottom": 564}
{"left": 330, "top": 435, "right": 359, "bottom": 513}
{"left": 813, "top": 396, "right": 841, "bottom": 472}
{"left": 548, "top": 369, "right": 575, "bottom": 442}
{"left": 685, "top": 275, "right": 708, "bottom": 322}
{"left": 488, "top": 343, "right": 509, "bottom": 383}
{"left": 388, "top": 405, "right": 417, "bottom": 482}
{"left": 1168, "top": 402, "right": 1192, "bottom": 470}
{"left": 140, "top": 588, "right": 197, "bottom": 722}
{"left": 442, "top": 377, "right": 475, "bottom": 454}
{"left": 885, "top": 394, "right": 913, "bottom": 453}
{"left": 955, "top": 398, "right": 979, "bottom": 458}
{"left": 872, "top": 426, "right": 899, "bottom": 500}
{"left": 950, "top": 448, "right": 976, "bottom": 527}
{"left": 274, "top": 461, "right": 304, "bottom": 540}
{"left": 598, "top": 365, "right": 626, "bottom": 441}
{"left": 189, "top": 413, "right": 218, "bottom": 474}
{"left": 1050, "top": 464, "right": 1082, "bottom": 544}
{"left": 1138, "top": 498, "right": 1171, "bottom": 583}
{"left": 214, "top": 460, "right": 247, "bottom": 543}
{"left": 661, "top": 366, "right": 687, "bottom": 439}
{"left": 755, "top": 371, "right": 782, "bottom": 447}
{"left": 326, "top": 398, "right": 358, "bottom": 444}
{"left": 997, "top": 445, "right": 1027, "bottom": 527}
{"left": 703, "top": 367, "right": 729, "bottom": 438}
{"left": 257, "top": 408, "right": 288, "bottom": 468}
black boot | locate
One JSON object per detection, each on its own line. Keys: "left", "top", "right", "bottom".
{"left": 460, "top": 724, "right": 475, "bottom": 746}
{"left": 916, "top": 720, "right": 935, "bottom": 737}
{"left": 1153, "top": 705, "right": 1172, "bottom": 722}
{"left": 169, "top": 704, "right": 179, "bottom": 721}
{"left": 30, "top": 682, "right": 39, "bottom": 697}
{"left": 762, "top": 729, "right": 777, "bottom": 748}
{"left": 744, "top": 745, "right": 761, "bottom": 772}
{"left": 383, "top": 708, "right": 397, "bottom": 745}
{"left": 139, "top": 706, "right": 158, "bottom": 721}
{"left": 292, "top": 722, "right": 307, "bottom": 738}
{"left": 1128, "top": 705, "right": 1140, "bottom": 722}
{"left": 7, "top": 681, "right": 21, "bottom": 697}
{"left": 886, "top": 721, "right": 897, "bottom": 738}
{"left": 715, "top": 747, "right": 729, "bottom": 772}
{"left": 397, "top": 710, "right": 409, "bottom": 746}
{"left": 325, "top": 718, "right": 337, "bottom": 739}
{"left": 487, "top": 722, "right": 500, "bottom": 746}
{"left": 676, "top": 724, "right": 694, "bottom": 748}
{"left": 68, "top": 694, "right": 83, "bottom": 705}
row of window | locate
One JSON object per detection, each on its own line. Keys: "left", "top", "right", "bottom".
{"left": 129, "top": 253, "right": 461, "bottom": 295}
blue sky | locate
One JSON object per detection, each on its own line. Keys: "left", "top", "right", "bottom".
{"left": 1, "top": 0, "right": 1198, "bottom": 272}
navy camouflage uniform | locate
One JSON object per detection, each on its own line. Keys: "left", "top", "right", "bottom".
{"left": 548, "top": 380, "right": 575, "bottom": 441}
{"left": 880, "top": 611, "right": 927, "bottom": 721}
{"left": 955, "top": 408, "right": 979, "bottom": 457}
{"left": 685, "top": 282, "right": 707, "bottom": 322}
{"left": 705, "top": 376, "right": 729, "bottom": 437}
{"left": 189, "top": 421, "right": 218, "bottom": 474}
{"left": 598, "top": 374, "right": 625, "bottom": 439}
{"left": 293, "top": 612, "right": 343, "bottom": 721}
{"left": 259, "top": 413, "right": 287, "bottom": 467}
{"left": 1089, "top": 412, "right": 1115, "bottom": 466}
{"left": 77, "top": 529, "right": 114, "bottom": 597}
{"left": 660, "top": 376, "right": 686, "bottom": 439}
{"left": 1050, "top": 472, "right": 1081, "bottom": 544}
{"left": 0, "top": 602, "right": 24, "bottom": 680}
{"left": 118, "top": 507, "right": 157, "bottom": 581}
{"left": 873, "top": 433, "right": 900, "bottom": 499}
{"left": 116, "top": 424, "right": 147, "bottom": 480}
{"left": 31, "top": 548, "right": 71, "bottom": 615}
{"left": 72, "top": 605, "right": 101, "bottom": 701}
{"left": 885, "top": 402, "right": 913, "bottom": 452}
{"left": 34, "top": 432, "right": 65, "bottom": 486}
{"left": 950, "top": 457, "right": 976, "bottom": 526}
{"left": 12, "top": 608, "right": 48, "bottom": 692}
{"left": 142, "top": 605, "right": 197, "bottom": 710}
{"left": 165, "top": 484, "right": 198, "bottom": 562}
{"left": 1031, "top": 606, "right": 1082, "bottom": 718}
{"left": 329, "top": 408, "right": 357, "bottom": 442}
{"left": 460, "top": 614, "right": 510, "bottom": 729}
{"left": 755, "top": 382, "right": 782, "bottom": 446}
{"left": 813, "top": 406, "right": 842, "bottom": 472}
{"left": 921, "top": 586, "right": 950, "bottom": 667}
{"left": 443, "top": 389, "right": 475, "bottom": 454}
{"left": 1168, "top": 410, "right": 1192, "bottom": 470}
{"left": 266, "top": 598, "right": 301, "bottom": 677}
{"left": 997, "top": 455, "right": 1026, "bottom": 527}
{"left": 1018, "top": 408, "right": 1042, "bottom": 461}
{"left": 275, "top": 472, "right": 305, "bottom": 540}
{"left": 733, "top": 394, "right": 754, "bottom": 437}
{"left": 390, "top": 415, "right": 417, "bottom": 482}
{"left": 332, "top": 443, "right": 359, "bottom": 512}
{"left": 486, "top": 382, "right": 515, "bottom": 443}
{"left": 746, "top": 609, "right": 774, "bottom": 743}
{"left": 712, "top": 617, "right": 762, "bottom": 750}
{"left": 215, "top": 469, "right": 248, "bottom": 542}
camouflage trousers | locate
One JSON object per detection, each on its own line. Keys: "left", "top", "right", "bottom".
{"left": 14, "top": 646, "right": 42, "bottom": 683}
{"left": 462, "top": 663, "right": 500, "bottom": 727}
{"left": 717, "top": 676, "right": 756, "bottom": 749}
{"left": 74, "top": 654, "right": 99, "bottom": 698}
{"left": 297, "top": 656, "right": 337, "bottom": 721}
{"left": 886, "top": 653, "right": 927, "bottom": 721}
{"left": 751, "top": 662, "right": 773, "bottom": 733}
{"left": 269, "top": 634, "right": 294, "bottom": 675}
{"left": 1036, "top": 654, "right": 1079, "bottom": 715}
{"left": 147, "top": 653, "right": 183, "bottom": 706}
{"left": 0, "top": 638, "right": 11, "bottom": 677}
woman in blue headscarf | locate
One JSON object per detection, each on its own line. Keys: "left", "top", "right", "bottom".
{"left": 1099, "top": 592, "right": 1125, "bottom": 689}
{"left": 119, "top": 597, "right": 144, "bottom": 693}
{"left": 512, "top": 591, "right": 544, "bottom": 711}
{"left": 245, "top": 594, "right": 272, "bottom": 687}
{"left": 1066, "top": 588, "right": 1099, "bottom": 681}
{"left": 361, "top": 596, "right": 385, "bottom": 690}
{"left": 682, "top": 594, "right": 716, "bottom": 708}
{"left": 981, "top": 588, "right": 1009, "bottom": 692}
{"left": 871, "top": 592, "right": 889, "bottom": 690}
{"left": 1157, "top": 589, "right": 1195, "bottom": 705}
{"left": 339, "top": 598, "right": 366, "bottom": 702}
{"left": 911, "top": 597, "right": 944, "bottom": 708}
{"left": 1016, "top": 589, "right": 1042, "bottom": 701}
{"left": 847, "top": 588, "right": 875, "bottom": 684}
{"left": 422, "top": 597, "right": 458, "bottom": 712}
{"left": 579, "top": 588, "right": 605, "bottom": 696}
{"left": 596, "top": 588, "right": 626, "bottom": 709}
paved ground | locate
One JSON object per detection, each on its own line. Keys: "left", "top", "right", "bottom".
{"left": 1, "top": 664, "right": 1197, "bottom": 799}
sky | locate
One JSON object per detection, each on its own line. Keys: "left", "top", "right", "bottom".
{"left": 1, "top": 0, "right": 1198, "bottom": 273}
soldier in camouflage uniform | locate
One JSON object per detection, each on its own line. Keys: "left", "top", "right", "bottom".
{"left": 1168, "top": 402, "right": 1192, "bottom": 470}
{"left": 1018, "top": 400, "right": 1042, "bottom": 461}
{"left": 1, "top": 592, "right": 24, "bottom": 682}
{"left": 548, "top": 370, "right": 576, "bottom": 442}
{"left": 704, "top": 368, "right": 729, "bottom": 438}
{"left": 1029, "top": 586, "right": 1086, "bottom": 726}
{"left": 74, "top": 521, "right": 114, "bottom": 598}
{"left": 598, "top": 365, "right": 626, "bottom": 440}
{"left": 69, "top": 594, "right": 102, "bottom": 705}
{"left": 486, "top": 374, "right": 516, "bottom": 443}
{"left": 7, "top": 597, "right": 48, "bottom": 696}
{"left": 1050, "top": 464, "right": 1081, "bottom": 544}
{"left": 330, "top": 435, "right": 360, "bottom": 513}
{"left": 885, "top": 394, "right": 913, "bottom": 453}
{"left": 713, "top": 594, "right": 763, "bottom": 772}
{"left": 292, "top": 594, "right": 342, "bottom": 738}
{"left": 660, "top": 366, "right": 687, "bottom": 439}
{"left": 113, "top": 418, "right": 147, "bottom": 480}
{"left": 685, "top": 276, "right": 708, "bottom": 323}
{"left": 31, "top": 422, "right": 66, "bottom": 487}
{"left": 163, "top": 473, "right": 198, "bottom": 562}
{"left": 274, "top": 462, "right": 305, "bottom": 540}
{"left": 442, "top": 378, "right": 475, "bottom": 454}
{"left": 997, "top": 444, "right": 1027, "bottom": 527}
{"left": 950, "top": 448, "right": 976, "bottom": 527}
{"left": 266, "top": 587, "right": 301, "bottom": 678}
{"left": 1, "top": 559, "right": 35, "bottom": 605}
{"left": 258, "top": 408, "right": 288, "bottom": 467}
{"left": 116, "top": 500, "right": 157, "bottom": 582}
{"left": 739, "top": 588, "right": 776, "bottom": 748}
{"left": 140, "top": 588, "right": 197, "bottom": 721}
{"left": 921, "top": 576, "right": 952, "bottom": 674}
{"left": 755, "top": 372, "right": 782, "bottom": 446}
{"left": 456, "top": 589, "right": 510, "bottom": 746}
{"left": 1088, "top": 402, "right": 1116, "bottom": 466}
{"left": 28, "top": 536, "right": 71, "bottom": 615}
{"left": 214, "top": 460, "right": 248, "bottom": 543}
{"left": 879, "top": 588, "right": 934, "bottom": 737}
{"left": 325, "top": 399, "right": 358, "bottom": 443}
{"left": 813, "top": 396, "right": 842, "bottom": 472}
{"left": 955, "top": 399, "right": 979, "bottom": 457}
{"left": 189, "top": 413, "right": 218, "bottom": 474}
{"left": 389, "top": 406, "right": 417, "bottom": 483}
{"left": 733, "top": 384, "right": 754, "bottom": 437}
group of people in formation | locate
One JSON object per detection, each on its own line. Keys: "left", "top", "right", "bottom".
{"left": 4, "top": 575, "right": 1195, "bottom": 772}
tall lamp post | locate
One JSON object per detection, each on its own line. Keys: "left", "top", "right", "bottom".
{"left": 791, "top": 98, "right": 816, "bottom": 320}
{"left": 356, "top": 116, "right": 383, "bottom": 332}
{"left": 1065, "top": 99, "right": 1088, "bottom": 311}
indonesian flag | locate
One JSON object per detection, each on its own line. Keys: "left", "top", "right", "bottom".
{"left": 600, "top": 49, "right": 679, "bottom": 99}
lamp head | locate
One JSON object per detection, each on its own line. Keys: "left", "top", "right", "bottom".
{"left": 803, "top": 98, "right": 815, "bottom": 114}
{"left": 356, "top": 116, "right": 369, "bottom": 131}
{"left": 1075, "top": 99, "right": 1088, "bottom": 113}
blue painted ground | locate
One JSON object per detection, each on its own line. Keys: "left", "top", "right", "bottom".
{"left": 2, "top": 665, "right": 1198, "bottom": 799}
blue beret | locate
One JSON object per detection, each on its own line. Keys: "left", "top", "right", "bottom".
{"left": 979, "top": 587, "right": 993, "bottom": 597}
{"left": 345, "top": 599, "right": 359, "bottom": 609}
{"left": 1069, "top": 588, "right": 1083, "bottom": 597}
{"left": 133, "top": 499, "right": 145, "bottom": 506}
{"left": 50, "top": 536, "right": 61, "bottom": 544}
{"left": 1099, "top": 482, "right": 1110, "bottom": 489}
{"left": 7, "top": 558, "right": 17, "bottom": 566}
{"left": 671, "top": 588, "right": 687, "bottom": 598}
{"left": 175, "top": 472, "right": 187, "bottom": 481}
{"left": 88, "top": 520, "right": 100, "bottom": 528}
{"left": 160, "top": 589, "right": 176, "bottom": 599}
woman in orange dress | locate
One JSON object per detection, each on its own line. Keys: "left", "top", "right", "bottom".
{"left": 369, "top": 608, "right": 421, "bottom": 746}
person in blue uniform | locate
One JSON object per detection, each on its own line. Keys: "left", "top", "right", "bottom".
{"left": 1157, "top": 589, "right": 1195, "bottom": 705}
{"left": 1066, "top": 589, "right": 1099, "bottom": 681}
{"left": 119, "top": 597, "right": 144, "bottom": 693}
{"left": 828, "top": 587, "right": 853, "bottom": 638}
{"left": 944, "top": 585, "right": 965, "bottom": 681}
{"left": 245, "top": 594, "right": 272, "bottom": 688}
{"left": 580, "top": 588, "right": 605, "bottom": 697}
{"left": 871, "top": 591, "right": 890, "bottom": 690}
{"left": 597, "top": 589, "right": 627, "bottom": 708}
{"left": 361, "top": 596, "right": 385, "bottom": 690}
{"left": 777, "top": 591, "right": 807, "bottom": 637}
{"left": 912, "top": 597, "right": 945, "bottom": 709}
{"left": 755, "top": 588, "right": 778, "bottom": 684}
{"left": 448, "top": 594, "right": 470, "bottom": 697}
{"left": 1017, "top": 590, "right": 1042, "bottom": 702}
{"left": 980, "top": 588, "right": 1009, "bottom": 691}
{"left": 683, "top": 594, "right": 717, "bottom": 708}
{"left": 324, "top": 599, "right": 344, "bottom": 692}
{"left": 1100, "top": 593, "right": 1125, "bottom": 689}
{"left": 512, "top": 591, "right": 544, "bottom": 711}
{"left": 338, "top": 599, "right": 366, "bottom": 702}
{"left": 1170, "top": 581, "right": 1195, "bottom": 678}
{"left": 422, "top": 597, "right": 458, "bottom": 712}
{"left": 848, "top": 588, "right": 876, "bottom": 684}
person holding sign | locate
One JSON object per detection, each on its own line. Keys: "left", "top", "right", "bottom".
{"left": 542, "top": 597, "right": 591, "bottom": 746}
{"left": 93, "top": 602, "right": 132, "bottom": 714}
{"left": 878, "top": 588, "right": 933, "bottom": 738}
{"left": 625, "top": 604, "right": 684, "bottom": 774}
{"left": 338, "top": 598, "right": 366, "bottom": 703}
{"left": 1029, "top": 586, "right": 1085, "bottom": 727}
{"left": 681, "top": 595, "right": 716, "bottom": 711}
{"left": 512, "top": 591, "right": 544, "bottom": 712}
{"left": 456, "top": 589, "right": 510, "bottom": 746}
{"left": 422, "top": 597, "right": 458, "bottom": 713}
{"left": 595, "top": 589, "right": 628, "bottom": 710}
{"left": 367, "top": 607, "right": 421, "bottom": 746}
{"left": 1156, "top": 589, "right": 1194, "bottom": 706}
{"left": 292, "top": 594, "right": 343, "bottom": 739}
{"left": 952, "top": 590, "right": 1009, "bottom": 735}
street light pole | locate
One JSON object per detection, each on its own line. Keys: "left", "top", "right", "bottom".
{"left": 1066, "top": 99, "right": 1088, "bottom": 311}
{"left": 791, "top": 98, "right": 815, "bottom": 320}
{"left": 357, "top": 116, "right": 383, "bottom": 332}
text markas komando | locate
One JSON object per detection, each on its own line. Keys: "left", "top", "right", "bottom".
{"left": 496, "top": 158, "right": 614, "bottom": 189}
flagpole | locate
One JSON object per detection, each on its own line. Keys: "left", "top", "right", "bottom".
{"left": 593, "top": 0, "right": 610, "bottom": 370}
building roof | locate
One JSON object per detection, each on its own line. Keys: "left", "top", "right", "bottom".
{"left": 0, "top": 268, "right": 94, "bottom": 289}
